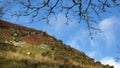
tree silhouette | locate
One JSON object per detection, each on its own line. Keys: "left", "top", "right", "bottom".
{"left": 0, "top": 0, "right": 120, "bottom": 38}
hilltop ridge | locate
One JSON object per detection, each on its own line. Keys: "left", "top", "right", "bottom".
{"left": 0, "top": 20, "right": 113, "bottom": 68}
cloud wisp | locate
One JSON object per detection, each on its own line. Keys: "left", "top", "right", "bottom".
{"left": 98, "top": 17, "right": 120, "bottom": 47}
{"left": 100, "top": 57, "right": 120, "bottom": 68}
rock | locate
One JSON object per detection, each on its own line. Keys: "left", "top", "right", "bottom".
{"left": 30, "top": 32, "right": 36, "bottom": 35}
{"left": 40, "top": 44, "right": 50, "bottom": 49}
{"left": 5, "top": 40, "right": 26, "bottom": 47}
{"left": 36, "top": 32, "right": 44, "bottom": 36}
{"left": 27, "top": 52, "right": 31, "bottom": 55}
{"left": 12, "top": 33, "right": 18, "bottom": 37}
{"left": 5, "top": 40, "right": 8, "bottom": 43}
{"left": 12, "top": 41, "right": 26, "bottom": 46}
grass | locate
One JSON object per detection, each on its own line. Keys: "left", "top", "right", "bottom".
{"left": 0, "top": 42, "right": 114, "bottom": 68}
{"left": 0, "top": 20, "right": 114, "bottom": 68}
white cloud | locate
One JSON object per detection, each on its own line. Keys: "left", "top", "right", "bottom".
{"left": 66, "top": 16, "right": 120, "bottom": 51}
{"left": 98, "top": 17, "right": 120, "bottom": 47}
{"left": 100, "top": 57, "right": 120, "bottom": 68}
{"left": 99, "top": 17, "right": 117, "bottom": 31}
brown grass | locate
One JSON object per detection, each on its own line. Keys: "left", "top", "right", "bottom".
{"left": 0, "top": 20, "right": 113, "bottom": 68}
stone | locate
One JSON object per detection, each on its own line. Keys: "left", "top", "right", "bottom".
{"left": 12, "top": 33, "right": 18, "bottom": 37}
{"left": 5, "top": 40, "right": 26, "bottom": 46}
{"left": 40, "top": 44, "right": 50, "bottom": 49}
{"left": 27, "top": 52, "right": 31, "bottom": 55}
{"left": 30, "top": 32, "right": 36, "bottom": 35}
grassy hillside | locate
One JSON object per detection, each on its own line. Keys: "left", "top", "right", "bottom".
{"left": 0, "top": 20, "right": 114, "bottom": 68}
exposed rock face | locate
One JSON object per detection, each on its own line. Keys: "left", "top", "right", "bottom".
{"left": 5, "top": 40, "right": 26, "bottom": 46}
{"left": 0, "top": 20, "right": 114, "bottom": 68}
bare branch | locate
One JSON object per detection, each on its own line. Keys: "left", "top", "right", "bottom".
{"left": 1, "top": 0, "right": 120, "bottom": 37}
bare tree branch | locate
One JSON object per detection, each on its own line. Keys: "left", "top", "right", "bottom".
{"left": 0, "top": 0, "right": 120, "bottom": 37}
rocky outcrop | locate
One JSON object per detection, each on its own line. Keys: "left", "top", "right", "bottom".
{"left": 5, "top": 40, "right": 26, "bottom": 46}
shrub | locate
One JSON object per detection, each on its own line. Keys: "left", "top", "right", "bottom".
{"left": 41, "top": 51, "right": 51, "bottom": 57}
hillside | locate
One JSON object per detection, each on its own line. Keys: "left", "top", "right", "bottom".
{"left": 0, "top": 20, "right": 113, "bottom": 68}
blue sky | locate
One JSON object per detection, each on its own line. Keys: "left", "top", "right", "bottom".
{"left": 1, "top": 1, "right": 120, "bottom": 68}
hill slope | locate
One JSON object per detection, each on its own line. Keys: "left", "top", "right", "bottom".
{"left": 0, "top": 20, "right": 113, "bottom": 68}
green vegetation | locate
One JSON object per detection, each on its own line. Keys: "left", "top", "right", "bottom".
{"left": 0, "top": 20, "right": 114, "bottom": 68}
